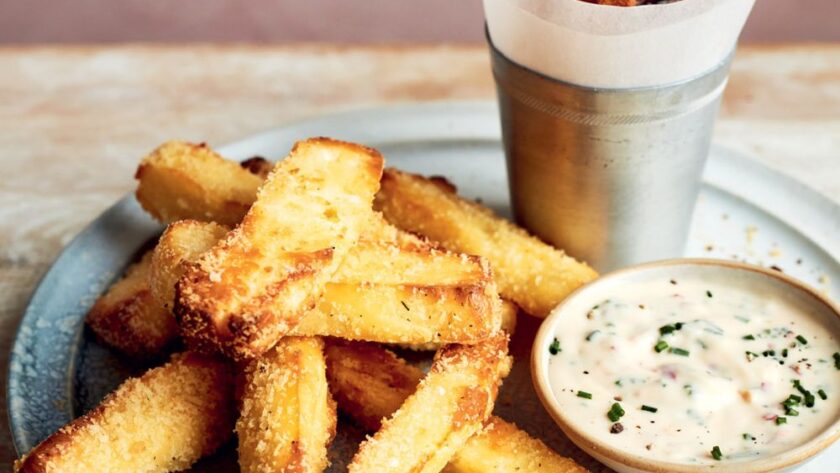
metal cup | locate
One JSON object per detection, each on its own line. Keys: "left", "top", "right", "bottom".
{"left": 489, "top": 37, "right": 733, "bottom": 272}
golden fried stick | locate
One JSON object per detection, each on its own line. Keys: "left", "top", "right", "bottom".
{"left": 324, "top": 340, "right": 425, "bottom": 431}
{"left": 150, "top": 220, "right": 230, "bottom": 312}
{"left": 443, "top": 417, "right": 587, "bottom": 473}
{"left": 395, "top": 299, "right": 517, "bottom": 351}
{"left": 374, "top": 169, "right": 598, "bottom": 317}
{"left": 347, "top": 334, "right": 511, "bottom": 473}
{"left": 176, "top": 138, "right": 384, "bottom": 359}
{"left": 237, "top": 336, "right": 336, "bottom": 473}
{"left": 14, "top": 352, "right": 235, "bottom": 473}
{"left": 85, "top": 251, "right": 179, "bottom": 357}
{"left": 325, "top": 341, "right": 586, "bottom": 473}
{"left": 135, "top": 141, "right": 264, "bottom": 226}
{"left": 162, "top": 219, "right": 500, "bottom": 350}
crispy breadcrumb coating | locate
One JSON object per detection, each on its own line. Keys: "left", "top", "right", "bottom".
{"left": 237, "top": 337, "right": 336, "bottom": 473}
{"left": 15, "top": 352, "right": 235, "bottom": 473}
{"left": 326, "top": 340, "right": 586, "bottom": 472}
{"left": 163, "top": 217, "right": 501, "bottom": 350}
{"left": 176, "top": 138, "right": 384, "bottom": 359}
{"left": 444, "top": 417, "right": 588, "bottom": 473}
{"left": 135, "top": 141, "right": 264, "bottom": 226}
{"left": 150, "top": 220, "right": 230, "bottom": 312}
{"left": 347, "top": 334, "right": 511, "bottom": 473}
{"left": 85, "top": 251, "right": 179, "bottom": 357}
{"left": 375, "top": 169, "right": 597, "bottom": 317}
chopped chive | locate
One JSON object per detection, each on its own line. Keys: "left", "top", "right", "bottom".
{"left": 834, "top": 352, "right": 840, "bottom": 370}
{"left": 669, "top": 347, "right": 690, "bottom": 357}
{"left": 776, "top": 416, "right": 787, "bottom": 425}
{"left": 659, "top": 324, "right": 676, "bottom": 336}
{"left": 577, "top": 390, "right": 593, "bottom": 399}
{"left": 742, "top": 334, "right": 755, "bottom": 340}
{"left": 549, "top": 338, "right": 561, "bottom": 355}
{"left": 782, "top": 348, "right": 789, "bottom": 358}
{"left": 783, "top": 394, "right": 801, "bottom": 407}
{"left": 614, "top": 379, "right": 623, "bottom": 387}
{"left": 706, "top": 290, "right": 713, "bottom": 298}
{"left": 785, "top": 407, "right": 799, "bottom": 416}
{"left": 746, "top": 351, "right": 759, "bottom": 362}
{"left": 640, "top": 405, "right": 658, "bottom": 413}
{"left": 818, "top": 389, "right": 827, "bottom": 400}
{"left": 675, "top": 322, "right": 684, "bottom": 330}
{"left": 805, "top": 393, "right": 816, "bottom": 408}
{"left": 400, "top": 300, "right": 410, "bottom": 311}
{"left": 654, "top": 340, "right": 669, "bottom": 353}
{"left": 711, "top": 446, "right": 722, "bottom": 460}
{"left": 607, "top": 402, "right": 625, "bottom": 422}
{"left": 585, "top": 330, "right": 600, "bottom": 342}
{"left": 796, "top": 335, "right": 808, "bottom": 345}
{"left": 742, "top": 433, "right": 754, "bottom": 440}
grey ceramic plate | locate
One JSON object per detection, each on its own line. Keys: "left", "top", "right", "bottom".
{"left": 8, "top": 101, "right": 840, "bottom": 471}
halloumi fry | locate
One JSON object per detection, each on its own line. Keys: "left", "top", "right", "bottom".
{"left": 135, "top": 141, "right": 264, "bottom": 225}
{"left": 347, "top": 334, "right": 511, "bottom": 473}
{"left": 325, "top": 341, "right": 586, "bottom": 472}
{"left": 443, "top": 417, "right": 587, "bottom": 473}
{"left": 150, "top": 220, "right": 230, "bottom": 312}
{"left": 324, "top": 340, "right": 425, "bottom": 431}
{"left": 86, "top": 251, "right": 179, "bottom": 357}
{"left": 161, "top": 219, "right": 500, "bottom": 349}
{"left": 395, "top": 299, "right": 517, "bottom": 351}
{"left": 176, "top": 138, "right": 384, "bottom": 359}
{"left": 237, "top": 336, "right": 336, "bottom": 473}
{"left": 14, "top": 352, "right": 235, "bottom": 473}
{"left": 374, "top": 169, "right": 598, "bottom": 317}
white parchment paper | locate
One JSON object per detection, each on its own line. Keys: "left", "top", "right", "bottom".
{"left": 484, "top": 0, "right": 755, "bottom": 88}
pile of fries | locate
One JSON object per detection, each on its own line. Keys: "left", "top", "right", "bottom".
{"left": 15, "top": 138, "right": 597, "bottom": 473}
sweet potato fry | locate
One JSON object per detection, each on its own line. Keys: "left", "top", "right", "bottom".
{"left": 135, "top": 141, "right": 264, "bottom": 226}
{"left": 162, "top": 218, "right": 500, "bottom": 348}
{"left": 14, "top": 352, "right": 235, "bottom": 473}
{"left": 237, "top": 336, "right": 336, "bottom": 473}
{"left": 374, "top": 169, "right": 598, "bottom": 317}
{"left": 325, "top": 340, "right": 586, "bottom": 472}
{"left": 347, "top": 334, "right": 511, "bottom": 473}
{"left": 176, "top": 138, "right": 384, "bottom": 359}
{"left": 86, "top": 251, "right": 179, "bottom": 357}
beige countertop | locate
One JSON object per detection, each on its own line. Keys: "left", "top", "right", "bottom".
{"left": 1, "top": 43, "right": 839, "bottom": 469}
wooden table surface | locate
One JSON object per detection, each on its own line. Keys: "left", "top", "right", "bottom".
{"left": 1, "top": 44, "right": 839, "bottom": 469}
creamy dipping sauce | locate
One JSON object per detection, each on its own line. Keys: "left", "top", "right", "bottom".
{"left": 546, "top": 275, "right": 840, "bottom": 464}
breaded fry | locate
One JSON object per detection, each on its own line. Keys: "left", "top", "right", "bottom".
{"left": 161, "top": 218, "right": 501, "bottom": 347}
{"left": 135, "top": 141, "right": 263, "bottom": 225}
{"left": 395, "top": 299, "right": 517, "bottom": 351}
{"left": 325, "top": 341, "right": 586, "bottom": 472}
{"left": 444, "top": 417, "right": 588, "bottom": 473}
{"left": 237, "top": 336, "right": 336, "bottom": 473}
{"left": 324, "top": 340, "right": 425, "bottom": 431}
{"left": 14, "top": 352, "right": 235, "bottom": 473}
{"left": 150, "top": 220, "right": 231, "bottom": 311}
{"left": 375, "top": 169, "right": 598, "bottom": 317}
{"left": 347, "top": 334, "right": 511, "bottom": 473}
{"left": 176, "top": 138, "right": 384, "bottom": 359}
{"left": 86, "top": 251, "right": 179, "bottom": 357}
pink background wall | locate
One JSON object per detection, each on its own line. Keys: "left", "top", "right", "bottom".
{"left": 0, "top": 0, "right": 838, "bottom": 44}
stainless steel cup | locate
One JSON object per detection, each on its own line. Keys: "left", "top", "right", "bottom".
{"left": 489, "top": 38, "right": 733, "bottom": 272}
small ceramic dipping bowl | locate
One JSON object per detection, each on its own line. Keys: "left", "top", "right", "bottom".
{"left": 532, "top": 259, "right": 840, "bottom": 473}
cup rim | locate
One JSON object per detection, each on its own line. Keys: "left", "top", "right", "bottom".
{"left": 531, "top": 257, "right": 840, "bottom": 473}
